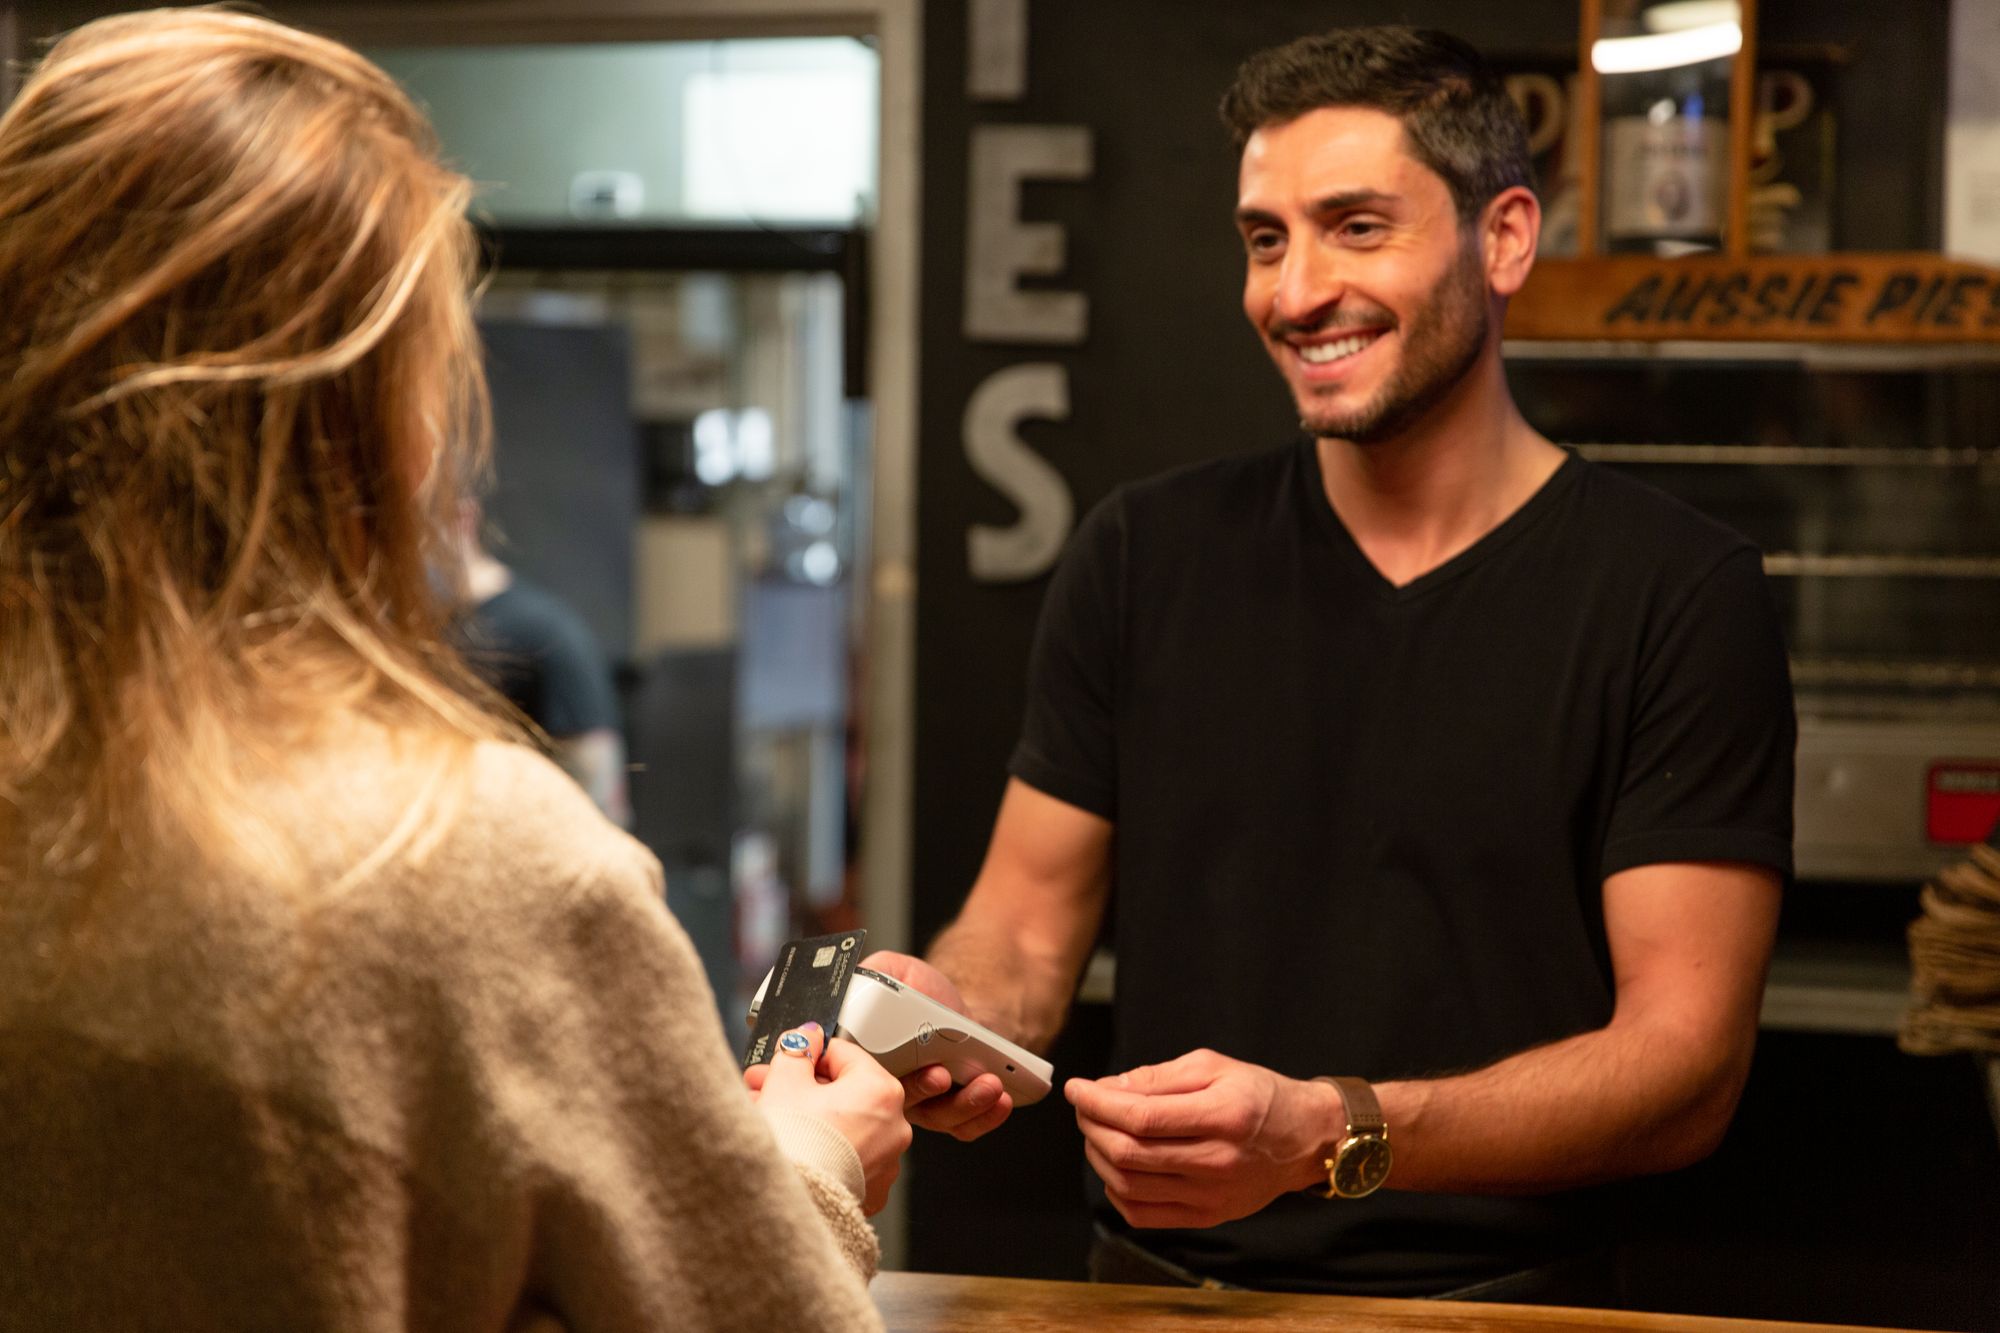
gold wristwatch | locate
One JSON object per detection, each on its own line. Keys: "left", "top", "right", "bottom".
{"left": 1313, "top": 1075, "right": 1392, "bottom": 1199}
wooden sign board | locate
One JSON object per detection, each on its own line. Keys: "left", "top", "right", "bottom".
{"left": 1506, "top": 254, "right": 2000, "bottom": 342}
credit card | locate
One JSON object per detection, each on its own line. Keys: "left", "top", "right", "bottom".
{"left": 741, "top": 928, "right": 867, "bottom": 1067}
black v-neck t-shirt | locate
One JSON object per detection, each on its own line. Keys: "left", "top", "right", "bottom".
{"left": 1010, "top": 441, "right": 1795, "bottom": 1295}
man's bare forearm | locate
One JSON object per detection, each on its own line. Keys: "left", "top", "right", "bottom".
{"left": 921, "top": 778, "right": 1113, "bottom": 1056}
{"left": 1375, "top": 1009, "right": 1756, "bottom": 1196}
{"left": 1376, "top": 863, "right": 1778, "bottom": 1195}
{"left": 925, "top": 913, "right": 1084, "bottom": 1055}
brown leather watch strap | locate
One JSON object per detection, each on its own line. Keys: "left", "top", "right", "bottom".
{"left": 1314, "top": 1075, "right": 1386, "bottom": 1136}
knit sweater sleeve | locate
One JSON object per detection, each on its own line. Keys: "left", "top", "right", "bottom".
{"left": 417, "top": 774, "right": 885, "bottom": 1332}
{"left": 760, "top": 1108, "right": 879, "bottom": 1274}
{"left": 480, "top": 844, "right": 880, "bottom": 1320}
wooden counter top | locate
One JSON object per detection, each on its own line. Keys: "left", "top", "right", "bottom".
{"left": 871, "top": 1272, "right": 1932, "bottom": 1332}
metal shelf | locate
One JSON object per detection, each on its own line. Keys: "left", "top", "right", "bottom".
{"left": 1760, "top": 940, "right": 1912, "bottom": 1037}
{"left": 1763, "top": 553, "right": 2000, "bottom": 579}
{"left": 1506, "top": 339, "right": 2000, "bottom": 369}
{"left": 1793, "top": 658, "right": 2000, "bottom": 692}
{"left": 1573, "top": 443, "right": 1996, "bottom": 467}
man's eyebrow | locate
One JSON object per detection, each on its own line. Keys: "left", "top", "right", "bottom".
{"left": 1233, "top": 189, "right": 1403, "bottom": 228}
{"left": 1308, "top": 189, "right": 1401, "bottom": 214}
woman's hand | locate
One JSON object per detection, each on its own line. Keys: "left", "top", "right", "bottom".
{"left": 749, "top": 1023, "right": 912, "bottom": 1215}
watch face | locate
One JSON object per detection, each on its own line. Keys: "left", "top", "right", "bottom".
{"left": 1333, "top": 1136, "right": 1393, "bottom": 1197}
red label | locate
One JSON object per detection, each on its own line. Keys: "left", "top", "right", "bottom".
{"left": 1927, "top": 763, "right": 2000, "bottom": 844}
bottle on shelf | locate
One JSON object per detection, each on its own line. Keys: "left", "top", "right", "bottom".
{"left": 1593, "top": 0, "right": 1741, "bottom": 256}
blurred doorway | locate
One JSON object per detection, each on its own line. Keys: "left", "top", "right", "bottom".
{"left": 363, "top": 32, "right": 887, "bottom": 1023}
{"left": 480, "top": 260, "right": 868, "bottom": 1022}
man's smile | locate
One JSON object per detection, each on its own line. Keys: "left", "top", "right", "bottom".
{"left": 1293, "top": 330, "right": 1385, "bottom": 365}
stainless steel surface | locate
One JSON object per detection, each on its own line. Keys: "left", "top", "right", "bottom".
{"left": 1793, "top": 658, "right": 2000, "bottom": 691}
{"left": 1795, "top": 704, "right": 2000, "bottom": 882}
{"left": 1759, "top": 943, "right": 1911, "bottom": 1036}
{"left": 1574, "top": 443, "right": 1995, "bottom": 467}
{"left": 1764, "top": 553, "right": 2000, "bottom": 579}
{"left": 1508, "top": 338, "right": 2000, "bottom": 367}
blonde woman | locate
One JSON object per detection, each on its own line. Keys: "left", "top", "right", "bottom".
{"left": 0, "top": 9, "right": 903, "bottom": 1329}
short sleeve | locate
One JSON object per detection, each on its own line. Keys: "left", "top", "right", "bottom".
{"left": 459, "top": 586, "right": 621, "bottom": 738}
{"left": 1007, "top": 493, "right": 1126, "bottom": 820}
{"left": 532, "top": 606, "right": 620, "bottom": 737}
{"left": 1600, "top": 547, "right": 1796, "bottom": 881}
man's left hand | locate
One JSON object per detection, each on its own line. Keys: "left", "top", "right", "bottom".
{"left": 1065, "top": 1049, "right": 1342, "bottom": 1229}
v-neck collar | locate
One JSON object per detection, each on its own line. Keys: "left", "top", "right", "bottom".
{"left": 1298, "top": 439, "right": 1582, "bottom": 602}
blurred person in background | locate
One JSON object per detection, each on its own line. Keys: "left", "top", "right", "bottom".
{"left": 0, "top": 9, "right": 903, "bottom": 1329}
{"left": 454, "top": 499, "right": 631, "bottom": 826}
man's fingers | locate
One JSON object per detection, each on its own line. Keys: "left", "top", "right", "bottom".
{"left": 1095, "top": 1145, "right": 1224, "bottom": 1228}
{"left": 1105, "top": 1192, "right": 1215, "bottom": 1231}
{"left": 906, "top": 1085, "right": 1003, "bottom": 1131}
{"left": 1083, "top": 1138, "right": 1130, "bottom": 1196}
{"left": 1074, "top": 1109, "right": 1212, "bottom": 1175}
{"left": 1083, "top": 1141, "right": 1190, "bottom": 1204}
{"left": 905, "top": 1071, "right": 999, "bottom": 1120}
{"left": 1065, "top": 1077, "right": 1220, "bottom": 1139}
{"left": 906, "top": 1074, "right": 1013, "bottom": 1139}
{"left": 1080, "top": 1104, "right": 1184, "bottom": 1160}
{"left": 1098, "top": 1051, "right": 1219, "bottom": 1096}
{"left": 945, "top": 1093, "right": 1013, "bottom": 1142}
{"left": 900, "top": 1065, "right": 953, "bottom": 1107}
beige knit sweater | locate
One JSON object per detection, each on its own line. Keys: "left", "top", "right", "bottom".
{"left": 0, "top": 736, "right": 884, "bottom": 1331}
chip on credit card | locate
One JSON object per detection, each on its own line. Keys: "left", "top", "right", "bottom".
{"left": 741, "top": 928, "right": 867, "bottom": 1068}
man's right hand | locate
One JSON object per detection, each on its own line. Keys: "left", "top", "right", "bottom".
{"left": 861, "top": 950, "right": 1016, "bottom": 1141}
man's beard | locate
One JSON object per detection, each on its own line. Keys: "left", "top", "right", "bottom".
{"left": 1296, "top": 243, "right": 1490, "bottom": 445}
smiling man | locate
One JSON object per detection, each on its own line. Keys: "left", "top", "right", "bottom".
{"left": 868, "top": 27, "right": 1795, "bottom": 1303}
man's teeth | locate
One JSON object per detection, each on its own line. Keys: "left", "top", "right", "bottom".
{"left": 1297, "top": 333, "right": 1375, "bottom": 364}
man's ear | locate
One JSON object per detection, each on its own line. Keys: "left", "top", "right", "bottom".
{"left": 1481, "top": 186, "right": 1541, "bottom": 298}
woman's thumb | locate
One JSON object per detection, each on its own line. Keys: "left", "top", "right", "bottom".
{"left": 759, "top": 1022, "right": 826, "bottom": 1090}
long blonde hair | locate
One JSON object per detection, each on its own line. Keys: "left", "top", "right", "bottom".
{"left": 0, "top": 8, "right": 512, "bottom": 891}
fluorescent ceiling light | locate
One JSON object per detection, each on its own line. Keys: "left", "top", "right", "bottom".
{"left": 1591, "top": 20, "right": 1742, "bottom": 74}
{"left": 684, "top": 68, "right": 876, "bottom": 223}
{"left": 1642, "top": 1, "right": 1740, "bottom": 33}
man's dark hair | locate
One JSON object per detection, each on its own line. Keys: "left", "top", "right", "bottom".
{"left": 1219, "top": 26, "right": 1533, "bottom": 223}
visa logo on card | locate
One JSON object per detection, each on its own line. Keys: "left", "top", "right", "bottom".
{"left": 742, "top": 929, "right": 866, "bottom": 1067}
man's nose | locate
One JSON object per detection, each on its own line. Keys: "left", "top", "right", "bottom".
{"left": 1273, "top": 240, "right": 1345, "bottom": 329}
